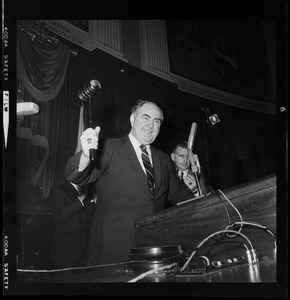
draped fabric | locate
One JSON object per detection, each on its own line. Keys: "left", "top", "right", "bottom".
{"left": 18, "top": 84, "right": 68, "bottom": 199}
{"left": 17, "top": 28, "right": 70, "bottom": 201}
{"left": 17, "top": 30, "right": 70, "bottom": 102}
{"left": 29, "top": 134, "right": 49, "bottom": 185}
{"left": 204, "top": 111, "right": 275, "bottom": 190}
{"left": 37, "top": 82, "right": 68, "bottom": 198}
{"left": 214, "top": 114, "right": 260, "bottom": 160}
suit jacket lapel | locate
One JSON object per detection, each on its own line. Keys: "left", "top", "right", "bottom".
{"left": 119, "top": 136, "right": 151, "bottom": 197}
{"left": 64, "top": 181, "right": 79, "bottom": 199}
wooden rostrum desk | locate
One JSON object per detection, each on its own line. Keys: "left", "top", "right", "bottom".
{"left": 134, "top": 175, "right": 277, "bottom": 265}
{"left": 18, "top": 258, "right": 276, "bottom": 283}
{"left": 18, "top": 175, "right": 277, "bottom": 286}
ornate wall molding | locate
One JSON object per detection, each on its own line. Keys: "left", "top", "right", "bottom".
{"left": 43, "top": 20, "right": 128, "bottom": 62}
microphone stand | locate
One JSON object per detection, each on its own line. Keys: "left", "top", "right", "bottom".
{"left": 189, "top": 151, "right": 203, "bottom": 197}
{"left": 193, "top": 170, "right": 202, "bottom": 197}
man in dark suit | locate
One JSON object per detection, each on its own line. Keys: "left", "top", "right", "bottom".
{"left": 49, "top": 181, "right": 96, "bottom": 269}
{"left": 171, "top": 141, "right": 212, "bottom": 197}
{"left": 65, "top": 100, "right": 194, "bottom": 266}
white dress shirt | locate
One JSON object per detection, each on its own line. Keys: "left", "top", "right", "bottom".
{"left": 178, "top": 169, "right": 188, "bottom": 179}
{"left": 128, "top": 132, "right": 153, "bottom": 174}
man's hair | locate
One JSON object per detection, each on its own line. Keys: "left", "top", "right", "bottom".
{"left": 172, "top": 141, "right": 188, "bottom": 154}
{"left": 131, "top": 99, "right": 164, "bottom": 121}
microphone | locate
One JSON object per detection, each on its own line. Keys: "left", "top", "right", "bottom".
{"left": 187, "top": 122, "right": 200, "bottom": 173}
{"left": 78, "top": 79, "right": 102, "bottom": 162}
{"left": 187, "top": 123, "right": 202, "bottom": 196}
{"left": 187, "top": 122, "right": 197, "bottom": 150}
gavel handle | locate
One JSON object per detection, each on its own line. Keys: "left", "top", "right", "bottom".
{"left": 87, "top": 96, "right": 96, "bottom": 163}
{"left": 90, "top": 149, "right": 96, "bottom": 162}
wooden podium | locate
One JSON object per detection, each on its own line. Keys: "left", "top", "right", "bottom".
{"left": 135, "top": 175, "right": 276, "bottom": 262}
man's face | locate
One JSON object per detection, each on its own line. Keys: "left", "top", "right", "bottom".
{"left": 171, "top": 146, "right": 190, "bottom": 171}
{"left": 130, "top": 102, "right": 163, "bottom": 145}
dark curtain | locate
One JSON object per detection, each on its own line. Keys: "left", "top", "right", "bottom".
{"left": 204, "top": 111, "right": 275, "bottom": 190}
{"left": 17, "top": 30, "right": 70, "bottom": 101}
{"left": 18, "top": 85, "right": 68, "bottom": 199}
{"left": 17, "top": 28, "right": 70, "bottom": 202}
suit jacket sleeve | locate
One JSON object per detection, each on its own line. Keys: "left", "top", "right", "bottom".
{"left": 49, "top": 185, "right": 86, "bottom": 223}
{"left": 65, "top": 146, "right": 109, "bottom": 185}
{"left": 167, "top": 160, "right": 194, "bottom": 205}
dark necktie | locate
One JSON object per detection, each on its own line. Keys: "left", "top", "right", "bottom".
{"left": 140, "top": 144, "right": 155, "bottom": 196}
{"left": 180, "top": 171, "right": 184, "bottom": 181}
